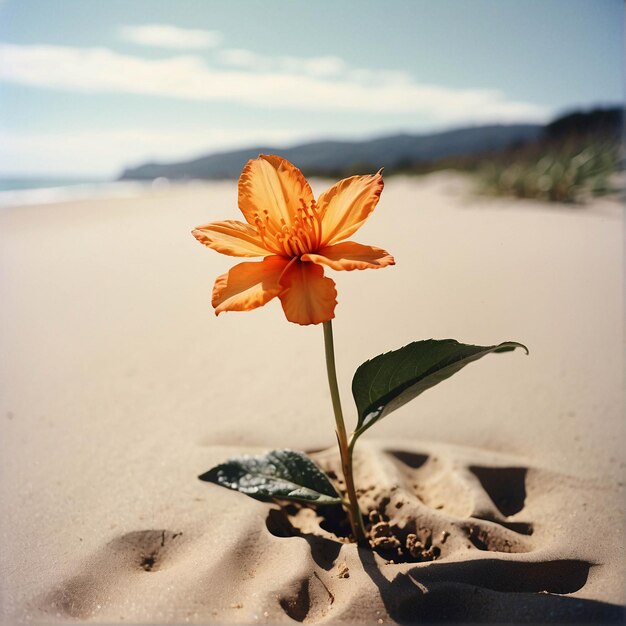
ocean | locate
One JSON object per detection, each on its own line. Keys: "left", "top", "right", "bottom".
{"left": 0, "top": 176, "right": 106, "bottom": 192}
{"left": 0, "top": 176, "right": 154, "bottom": 208}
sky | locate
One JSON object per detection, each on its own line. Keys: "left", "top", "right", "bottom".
{"left": 0, "top": 0, "right": 623, "bottom": 178}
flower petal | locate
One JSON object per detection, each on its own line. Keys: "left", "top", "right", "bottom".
{"left": 278, "top": 261, "right": 337, "bottom": 326}
{"left": 317, "top": 171, "right": 383, "bottom": 246}
{"left": 302, "top": 241, "right": 395, "bottom": 271}
{"left": 193, "top": 221, "right": 270, "bottom": 257}
{"left": 212, "top": 256, "right": 290, "bottom": 315}
{"left": 238, "top": 154, "right": 315, "bottom": 229}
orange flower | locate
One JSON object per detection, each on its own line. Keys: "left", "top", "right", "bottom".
{"left": 192, "top": 155, "right": 395, "bottom": 325}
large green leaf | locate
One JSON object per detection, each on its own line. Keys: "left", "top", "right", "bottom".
{"left": 198, "top": 449, "right": 342, "bottom": 505}
{"left": 352, "top": 339, "right": 528, "bottom": 437}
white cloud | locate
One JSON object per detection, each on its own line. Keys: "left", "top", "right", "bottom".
{"left": 280, "top": 55, "right": 346, "bottom": 77}
{"left": 0, "top": 43, "right": 549, "bottom": 123}
{"left": 118, "top": 24, "right": 222, "bottom": 49}
{"left": 219, "top": 48, "right": 262, "bottom": 68}
{"left": 0, "top": 127, "right": 317, "bottom": 177}
{"left": 219, "top": 48, "right": 347, "bottom": 77}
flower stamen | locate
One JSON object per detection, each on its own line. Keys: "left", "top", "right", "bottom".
{"left": 255, "top": 197, "right": 326, "bottom": 258}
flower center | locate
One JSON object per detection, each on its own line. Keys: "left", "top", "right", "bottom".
{"left": 254, "top": 198, "right": 324, "bottom": 258}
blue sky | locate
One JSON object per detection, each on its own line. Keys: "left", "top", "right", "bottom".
{"left": 0, "top": 0, "right": 623, "bottom": 177}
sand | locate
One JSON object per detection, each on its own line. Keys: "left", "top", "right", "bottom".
{"left": 0, "top": 173, "right": 624, "bottom": 624}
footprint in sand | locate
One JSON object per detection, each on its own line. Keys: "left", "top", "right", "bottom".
{"left": 265, "top": 441, "right": 621, "bottom": 623}
{"left": 39, "top": 529, "right": 185, "bottom": 620}
{"left": 379, "top": 447, "right": 535, "bottom": 557}
{"left": 35, "top": 441, "right": 621, "bottom": 624}
{"left": 270, "top": 442, "right": 538, "bottom": 563}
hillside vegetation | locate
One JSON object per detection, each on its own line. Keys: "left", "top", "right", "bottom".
{"left": 388, "top": 108, "right": 623, "bottom": 204}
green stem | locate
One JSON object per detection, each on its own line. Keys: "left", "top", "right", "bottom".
{"left": 322, "top": 321, "right": 366, "bottom": 544}
{"left": 346, "top": 433, "right": 367, "bottom": 540}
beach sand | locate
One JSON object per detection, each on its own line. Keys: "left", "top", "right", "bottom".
{"left": 1, "top": 173, "right": 624, "bottom": 624}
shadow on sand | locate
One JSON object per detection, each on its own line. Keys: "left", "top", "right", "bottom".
{"left": 358, "top": 549, "right": 625, "bottom": 624}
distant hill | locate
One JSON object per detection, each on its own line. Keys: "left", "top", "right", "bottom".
{"left": 118, "top": 107, "right": 623, "bottom": 182}
{"left": 118, "top": 124, "right": 543, "bottom": 181}
{"left": 545, "top": 107, "right": 623, "bottom": 141}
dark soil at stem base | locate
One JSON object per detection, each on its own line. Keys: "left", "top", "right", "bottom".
{"left": 266, "top": 500, "right": 445, "bottom": 565}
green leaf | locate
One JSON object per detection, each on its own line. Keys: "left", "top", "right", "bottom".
{"left": 352, "top": 339, "right": 528, "bottom": 437}
{"left": 198, "top": 449, "right": 342, "bottom": 505}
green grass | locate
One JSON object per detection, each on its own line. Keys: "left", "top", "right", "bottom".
{"left": 473, "top": 139, "right": 621, "bottom": 204}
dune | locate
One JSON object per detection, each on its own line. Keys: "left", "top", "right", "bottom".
{"left": 0, "top": 173, "right": 623, "bottom": 624}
